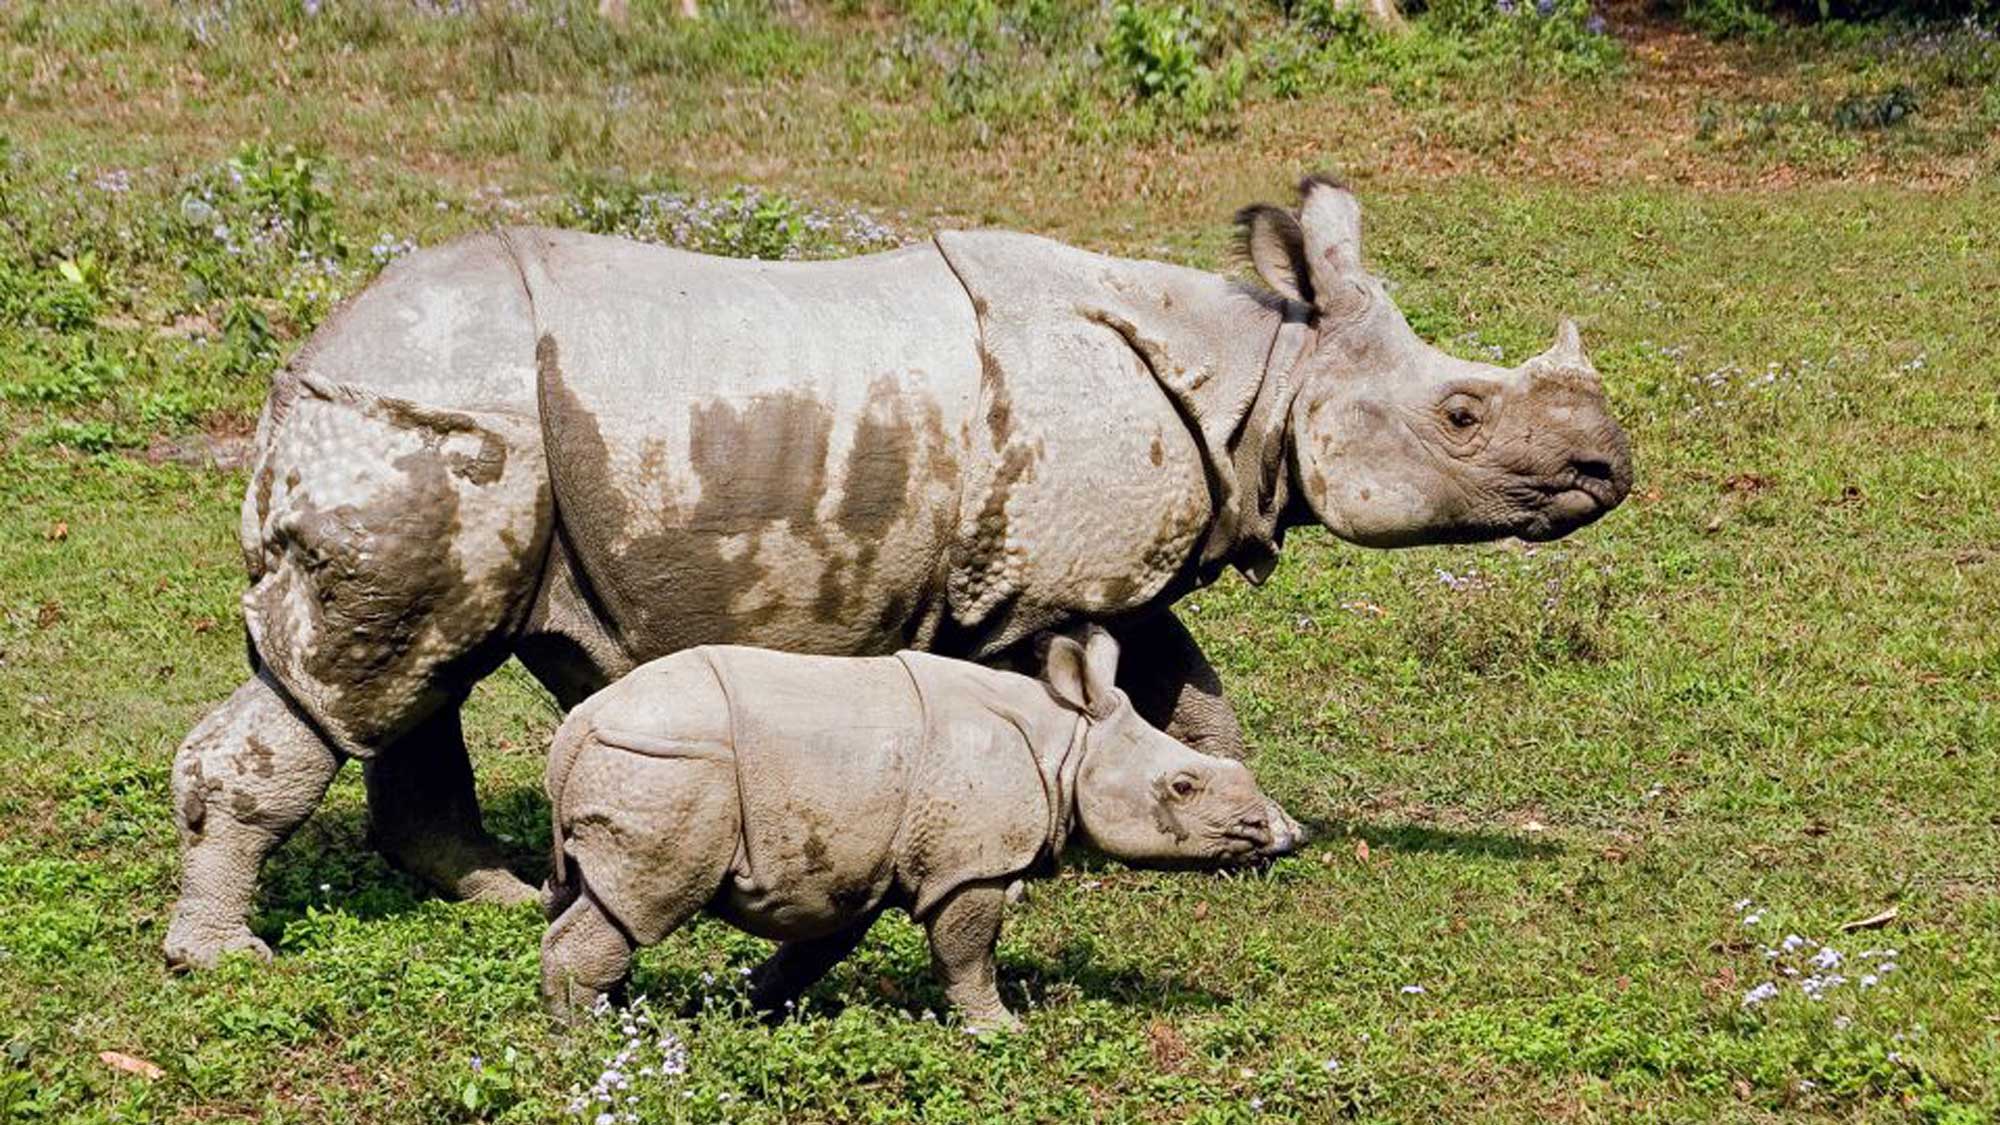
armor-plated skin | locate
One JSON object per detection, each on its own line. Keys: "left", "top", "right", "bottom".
{"left": 539, "top": 628, "right": 1302, "bottom": 1029}
{"left": 165, "top": 178, "right": 1634, "bottom": 969}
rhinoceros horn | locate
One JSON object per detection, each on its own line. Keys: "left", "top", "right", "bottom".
{"left": 1530, "top": 318, "right": 1601, "bottom": 382}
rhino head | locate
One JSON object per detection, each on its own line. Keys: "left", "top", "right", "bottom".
{"left": 1046, "top": 627, "right": 1303, "bottom": 865}
{"left": 1240, "top": 177, "right": 1634, "bottom": 548}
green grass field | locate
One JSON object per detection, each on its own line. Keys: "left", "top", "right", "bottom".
{"left": 1, "top": 1, "right": 1996, "bottom": 1120}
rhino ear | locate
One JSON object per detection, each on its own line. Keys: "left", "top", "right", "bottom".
{"left": 1295, "top": 174, "right": 1370, "bottom": 324}
{"left": 1045, "top": 626, "right": 1122, "bottom": 718}
{"left": 1235, "top": 203, "right": 1314, "bottom": 306}
{"left": 1079, "top": 624, "right": 1121, "bottom": 717}
{"left": 1044, "top": 634, "right": 1091, "bottom": 715}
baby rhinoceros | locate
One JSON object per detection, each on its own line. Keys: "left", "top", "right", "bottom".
{"left": 541, "top": 626, "right": 1302, "bottom": 1030}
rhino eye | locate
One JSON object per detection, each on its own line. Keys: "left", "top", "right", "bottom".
{"left": 1439, "top": 393, "right": 1485, "bottom": 433}
{"left": 1168, "top": 774, "right": 1201, "bottom": 800}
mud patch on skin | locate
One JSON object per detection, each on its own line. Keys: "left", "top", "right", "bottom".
{"left": 978, "top": 346, "right": 1012, "bottom": 447}
{"left": 686, "top": 394, "right": 834, "bottom": 530}
{"left": 543, "top": 334, "right": 840, "bottom": 650}
{"left": 242, "top": 737, "right": 277, "bottom": 779}
{"left": 445, "top": 432, "right": 508, "bottom": 486}
{"left": 836, "top": 384, "right": 916, "bottom": 541}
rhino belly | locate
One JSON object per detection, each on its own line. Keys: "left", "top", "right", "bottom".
{"left": 518, "top": 230, "right": 983, "bottom": 659}
{"left": 702, "top": 648, "right": 918, "bottom": 941}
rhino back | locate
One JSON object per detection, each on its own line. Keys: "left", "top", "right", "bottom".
{"left": 518, "top": 229, "right": 981, "bottom": 661}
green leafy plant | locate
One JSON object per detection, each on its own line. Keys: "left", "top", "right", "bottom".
{"left": 1105, "top": 2, "right": 1246, "bottom": 118}
{"left": 229, "top": 143, "right": 338, "bottom": 253}
{"left": 459, "top": 1046, "right": 523, "bottom": 1118}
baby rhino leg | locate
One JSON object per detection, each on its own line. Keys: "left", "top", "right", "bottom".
{"left": 542, "top": 890, "right": 634, "bottom": 1023}
{"left": 925, "top": 879, "right": 1020, "bottom": 1032}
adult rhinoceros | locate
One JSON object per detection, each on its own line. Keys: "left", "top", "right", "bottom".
{"left": 166, "top": 176, "right": 1631, "bottom": 967}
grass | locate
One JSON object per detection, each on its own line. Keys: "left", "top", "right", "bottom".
{"left": 1, "top": 1, "right": 1997, "bottom": 1121}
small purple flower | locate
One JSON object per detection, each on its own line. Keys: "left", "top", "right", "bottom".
{"left": 1535, "top": 0, "right": 1557, "bottom": 16}
{"left": 1495, "top": 0, "right": 1517, "bottom": 13}
{"left": 1585, "top": 12, "right": 1607, "bottom": 33}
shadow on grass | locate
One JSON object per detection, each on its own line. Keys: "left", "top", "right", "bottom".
{"left": 635, "top": 923, "right": 1234, "bottom": 1028}
{"left": 1315, "top": 818, "right": 1564, "bottom": 861}
{"left": 252, "top": 784, "right": 555, "bottom": 937}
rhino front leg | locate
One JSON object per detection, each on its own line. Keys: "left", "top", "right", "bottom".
{"left": 747, "top": 915, "right": 880, "bottom": 1019}
{"left": 166, "top": 674, "right": 342, "bottom": 969}
{"left": 1109, "top": 610, "right": 1249, "bottom": 761}
{"left": 924, "top": 879, "right": 1020, "bottom": 1032}
{"left": 362, "top": 709, "right": 536, "bottom": 906}
{"left": 541, "top": 888, "right": 636, "bottom": 1023}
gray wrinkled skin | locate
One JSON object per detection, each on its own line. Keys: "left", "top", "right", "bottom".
{"left": 164, "top": 177, "right": 1630, "bottom": 969}
{"left": 540, "top": 626, "right": 1301, "bottom": 1029}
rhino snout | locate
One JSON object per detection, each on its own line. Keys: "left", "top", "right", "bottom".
{"left": 1258, "top": 800, "right": 1306, "bottom": 858}
{"left": 1222, "top": 801, "right": 1305, "bottom": 859}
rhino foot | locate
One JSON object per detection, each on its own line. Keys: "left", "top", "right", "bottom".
{"left": 164, "top": 916, "right": 272, "bottom": 971}
{"left": 959, "top": 1006, "right": 1024, "bottom": 1035}
{"left": 457, "top": 868, "right": 540, "bottom": 906}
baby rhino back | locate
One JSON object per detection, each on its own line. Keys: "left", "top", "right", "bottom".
{"left": 704, "top": 648, "right": 921, "bottom": 941}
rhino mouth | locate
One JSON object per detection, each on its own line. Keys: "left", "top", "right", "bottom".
{"left": 1516, "top": 462, "right": 1630, "bottom": 541}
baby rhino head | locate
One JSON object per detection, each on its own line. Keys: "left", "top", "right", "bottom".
{"left": 1045, "top": 627, "right": 1303, "bottom": 867}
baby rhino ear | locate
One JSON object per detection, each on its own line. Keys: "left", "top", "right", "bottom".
{"left": 1044, "top": 625, "right": 1122, "bottom": 719}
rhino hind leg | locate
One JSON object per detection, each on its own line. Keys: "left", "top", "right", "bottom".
{"left": 175, "top": 370, "right": 555, "bottom": 947}
{"left": 362, "top": 709, "right": 535, "bottom": 906}
{"left": 166, "top": 673, "right": 342, "bottom": 969}
{"left": 747, "top": 915, "right": 880, "bottom": 1020}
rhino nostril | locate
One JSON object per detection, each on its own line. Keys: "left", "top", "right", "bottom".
{"left": 1571, "top": 456, "right": 1616, "bottom": 484}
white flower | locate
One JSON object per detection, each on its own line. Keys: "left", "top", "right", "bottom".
{"left": 1809, "top": 947, "right": 1843, "bottom": 970}
{"left": 1741, "top": 982, "right": 1779, "bottom": 1007}
{"left": 1741, "top": 912, "right": 1763, "bottom": 926}
{"left": 1322, "top": 1057, "right": 1341, "bottom": 1072}
{"left": 1399, "top": 985, "right": 1426, "bottom": 995}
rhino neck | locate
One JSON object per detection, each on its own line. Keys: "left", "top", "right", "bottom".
{"left": 933, "top": 655, "right": 1086, "bottom": 857}
{"left": 1193, "top": 302, "right": 1314, "bottom": 587}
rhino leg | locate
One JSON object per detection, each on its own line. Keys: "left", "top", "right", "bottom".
{"left": 362, "top": 709, "right": 536, "bottom": 906}
{"left": 1109, "top": 610, "right": 1249, "bottom": 761}
{"left": 166, "top": 673, "right": 342, "bottom": 969}
{"left": 925, "top": 878, "right": 1020, "bottom": 1032}
{"left": 541, "top": 887, "right": 636, "bottom": 1023}
{"left": 747, "top": 914, "right": 880, "bottom": 1019}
